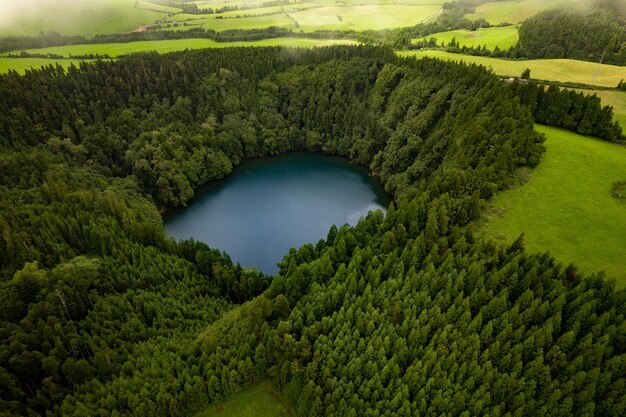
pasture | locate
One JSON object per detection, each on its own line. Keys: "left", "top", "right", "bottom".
{"left": 0, "top": 57, "right": 90, "bottom": 74}
{"left": 482, "top": 125, "right": 626, "bottom": 286}
{"left": 464, "top": 0, "right": 585, "bottom": 24}
{"left": 10, "top": 38, "right": 357, "bottom": 58}
{"left": 192, "top": 384, "right": 294, "bottom": 417}
{"left": 136, "top": 0, "right": 181, "bottom": 14}
{"left": 292, "top": 4, "right": 443, "bottom": 30}
{"left": 0, "top": 0, "right": 165, "bottom": 37}
{"left": 414, "top": 25, "right": 519, "bottom": 50}
{"left": 398, "top": 50, "right": 626, "bottom": 88}
{"left": 163, "top": 1, "right": 444, "bottom": 32}
{"left": 164, "top": 14, "right": 297, "bottom": 32}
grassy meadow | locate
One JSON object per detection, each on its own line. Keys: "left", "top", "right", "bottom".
{"left": 0, "top": 57, "right": 91, "bottom": 74}
{"left": 414, "top": 25, "right": 519, "bottom": 50}
{"left": 398, "top": 50, "right": 626, "bottom": 88}
{"left": 164, "top": 14, "right": 297, "bottom": 31}
{"left": 192, "top": 384, "right": 295, "bottom": 417}
{"left": 10, "top": 38, "right": 357, "bottom": 58}
{"left": 465, "top": 0, "right": 585, "bottom": 24}
{"left": 136, "top": 0, "right": 182, "bottom": 14}
{"left": 163, "top": 2, "right": 444, "bottom": 32}
{"left": 0, "top": 0, "right": 165, "bottom": 37}
{"left": 482, "top": 125, "right": 626, "bottom": 286}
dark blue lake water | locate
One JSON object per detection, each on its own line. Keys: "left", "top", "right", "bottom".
{"left": 164, "top": 152, "right": 390, "bottom": 275}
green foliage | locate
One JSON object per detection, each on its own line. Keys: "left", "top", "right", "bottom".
{"left": 517, "top": 9, "right": 626, "bottom": 65}
{"left": 512, "top": 83, "right": 624, "bottom": 142}
{"left": 611, "top": 181, "right": 626, "bottom": 199}
{"left": 0, "top": 46, "right": 623, "bottom": 417}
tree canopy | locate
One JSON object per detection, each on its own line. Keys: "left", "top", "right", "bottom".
{"left": 0, "top": 46, "right": 624, "bottom": 417}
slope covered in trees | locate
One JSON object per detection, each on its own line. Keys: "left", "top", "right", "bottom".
{"left": 517, "top": 8, "right": 626, "bottom": 65}
{"left": 0, "top": 46, "right": 625, "bottom": 416}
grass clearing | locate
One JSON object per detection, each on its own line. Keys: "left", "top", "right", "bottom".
{"left": 0, "top": 0, "right": 165, "bottom": 37}
{"left": 165, "top": 2, "right": 443, "bottom": 32}
{"left": 481, "top": 125, "right": 626, "bottom": 286}
{"left": 164, "top": 14, "right": 297, "bottom": 31}
{"left": 291, "top": 4, "right": 443, "bottom": 31}
{"left": 10, "top": 38, "right": 357, "bottom": 58}
{"left": 192, "top": 384, "right": 295, "bottom": 417}
{"left": 413, "top": 26, "right": 519, "bottom": 50}
{"left": 0, "top": 58, "right": 91, "bottom": 75}
{"left": 465, "top": 0, "right": 585, "bottom": 24}
{"left": 398, "top": 50, "right": 626, "bottom": 88}
{"left": 136, "top": 0, "right": 182, "bottom": 14}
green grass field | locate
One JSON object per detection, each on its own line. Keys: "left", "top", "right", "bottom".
{"left": 192, "top": 384, "right": 295, "bottom": 417}
{"left": 413, "top": 25, "right": 519, "bottom": 50}
{"left": 0, "top": 57, "right": 91, "bottom": 74}
{"left": 0, "top": 0, "right": 165, "bottom": 37}
{"left": 164, "top": 14, "right": 297, "bottom": 31}
{"left": 465, "top": 0, "right": 585, "bottom": 24}
{"left": 136, "top": 0, "right": 181, "bottom": 14}
{"left": 482, "top": 125, "right": 626, "bottom": 286}
{"left": 10, "top": 38, "right": 357, "bottom": 58}
{"left": 292, "top": 4, "right": 443, "bottom": 30}
{"left": 164, "top": 2, "right": 443, "bottom": 32}
{"left": 398, "top": 50, "right": 626, "bottom": 88}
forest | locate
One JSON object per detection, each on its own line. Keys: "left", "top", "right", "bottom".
{"left": 0, "top": 46, "right": 625, "bottom": 416}
{"left": 409, "top": 0, "right": 626, "bottom": 68}
{"left": 517, "top": 8, "right": 626, "bottom": 65}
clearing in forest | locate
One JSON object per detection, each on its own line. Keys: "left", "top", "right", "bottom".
{"left": 413, "top": 25, "right": 519, "bottom": 50}
{"left": 464, "top": 0, "right": 585, "bottom": 24}
{"left": 192, "top": 384, "right": 295, "bottom": 417}
{"left": 481, "top": 125, "right": 626, "bottom": 286}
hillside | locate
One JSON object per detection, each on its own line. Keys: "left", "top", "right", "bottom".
{"left": 482, "top": 124, "right": 626, "bottom": 285}
{"left": 0, "top": 45, "right": 624, "bottom": 417}
{"left": 0, "top": 0, "right": 165, "bottom": 36}
{"left": 1, "top": 1, "right": 626, "bottom": 417}
{"left": 399, "top": 50, "right": 626, "bottom": 88}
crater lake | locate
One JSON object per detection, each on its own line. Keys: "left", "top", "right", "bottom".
{"left": 164, "top": 152, "right": 391, "bottom": 275}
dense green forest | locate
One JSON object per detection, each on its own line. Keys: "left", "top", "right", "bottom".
{"left": 1, "top": 46, "right": 625, "bottom": 416}
{"left": 517, "top": 8, "right": 626, "bottom": 65}
{"left": 411, "top": 0, "right": 626, "bottom": 67}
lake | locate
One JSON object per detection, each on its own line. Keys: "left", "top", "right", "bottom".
{"left": 164, "top": 152, "right": 391, "bottom": 275}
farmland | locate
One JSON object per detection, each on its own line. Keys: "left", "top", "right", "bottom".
{"left": 0, "top": 0, "right": 165, "bottom": 37}
{"left": 164, "top": 3, "right": 444, "bottom": 32}
{"left": 8, "top": 38, "right": 357, "bottom": 59}
{"left": 481, "top": 125, "right": 626, "bottom": 286}
{"left": 413, "top": 25, "right": 519, "bottom": 50}
{"left": 0, "top": 57, "right": 91, "bottom": 74}
{"left": 465, "top": 0, "right": 585, "bottom": 24}
{"left": 164, "top": 14, "right": 297, "bottom": 31}
{"left": 398, "top": 50, "right": 626, "bottom": 87}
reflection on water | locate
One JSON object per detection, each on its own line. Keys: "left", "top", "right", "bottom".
{"left": 164, "top": 152, "right": 391, "bottom": 275}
